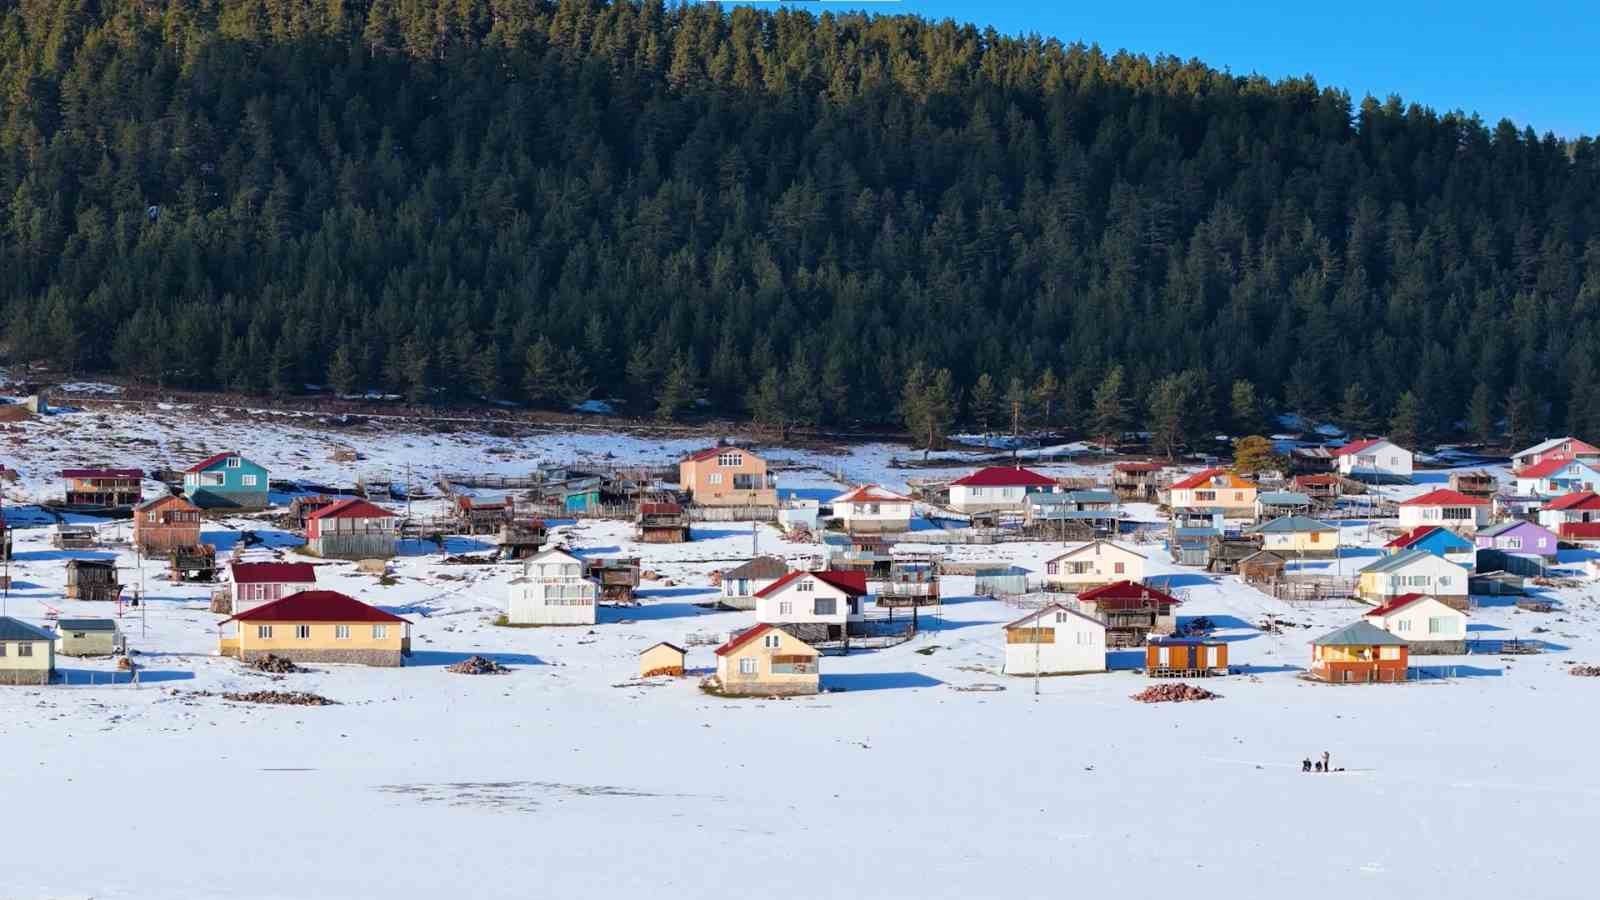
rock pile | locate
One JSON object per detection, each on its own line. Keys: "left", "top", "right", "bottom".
{"left": 1570, "top": 665, "right": 1600, "bottom": 677}
{"left": 446, "top": 655, "right": 510, "bottom": 675}
{"left": 247, "top": 654, "right": 305, "bottom": 674}
{"left": 222, "top": 690, "right": 337, "bottom": 706}
{"left": 1132, "top": 683, "right": 1219, "bottom": 703}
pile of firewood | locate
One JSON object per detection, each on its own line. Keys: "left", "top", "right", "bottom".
{"left": 1569, "top": 665, "right": 1600, "bottom": 677}
{"left": 222, "top": 690, "right": 337, "bottom": 706}
{"left": 247, "top": 654, "right": 305, "bottom": 674}
{"left": 446, "top": 655, "right": 510, "bottom": 675}
{"left": 1132, "top": 683, "right": 1219, "bottom": 703}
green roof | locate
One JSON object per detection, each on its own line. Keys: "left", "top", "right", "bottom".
{"left": 0, "top": 617, "right": 55, "bottom": 642}
{"left": 1359, "top": 548, "right": 1457, "bottom": 574}
{"left": 1247, "top": 515, "right": 1336, "bottom": 534}
{"left": 1312, "top": 620, "right": 1409, "bottom": 647}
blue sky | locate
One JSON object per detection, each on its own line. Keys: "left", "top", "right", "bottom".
{"left": 706, "top": 1, "right": 1598, "bottom": 138}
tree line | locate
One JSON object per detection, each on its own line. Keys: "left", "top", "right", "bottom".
{"left": 3, "top": 0, "right": 1599, "bottom": 452}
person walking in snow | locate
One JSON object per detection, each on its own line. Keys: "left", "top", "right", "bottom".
{"left": 1322, "top": 751, "right": 1331, "bottom": 772}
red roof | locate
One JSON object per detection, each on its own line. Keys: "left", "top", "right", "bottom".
{"left": 1399, "top": 489, "right": 1488, "bottom": 507}
{"left": 1516, "top": 456, "right": 1600, "bottom": 479}
{"left": 1169, "top": 467, "right": 1249, "bottom": 490}
{"left": 1294, "top": 474, "right": 1339, "bottom": 486}
{"left": 1332, "top": 438, "right": 1386, "bottom": 457}
{"left": 715, "top": 623, "right": 797, "bottom": 657}
{"left": 62, "top": 468, "right": 142, "bottom": 479}
{"left": 1546, "top": 491, "right": 1600, "bottom": 511}
{"left": 185, "top": 452, "right": 239, "bottom": 473}
{"left": 1558, "top": 522, "right": 1600, "bottom": 539}
{"left": 230, "top": 561, "right": 317, "bottom": 584}
{"left": 833, "top": 484, "right": 910, "bottom": 503}
{"left": 1385, "top": 526, "right": 1441, "bottom": 550}
{"left": 307, "top": 498, "right": 396, "bottom": 521}
{"left": 1114, "top": 462, "right": 1164, "bottom": 473}
{"left": 222, "top": 590, "right": 407, "bottom": 624}
{"left": 753, "top": 569, "right": 868, "bottom": 599}
{"left": 951, "top": 466, "right": 1057, "bottom": 488}
{"left": 684, "top": 446, "right": 760, "bottom": 463}
{"left": 1364, "top": 593, "right": 1429, "bottom": 617}
{"left": 1076, "top": 580, "right": 1181, "bottom": 611}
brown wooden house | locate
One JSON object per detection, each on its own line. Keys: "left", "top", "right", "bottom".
{"left": 1075, "top": 580, "right": 1181, "bottom": 647}
{"left": 65, "top": 559, "right": 121, "bottom": 602}
{"left": 454, "top": 495, "right": 514, "bottom": 535}
{"left": 133, "top": 494, "right": 202, "bottom": 554}
{"left": 62, "top": 467, "right": 143, "bottom": 509}
{"left": 1238, "top": 549, "right": 1287, "bottom": 583}
{"left": 1113, "top": 462, "right": 1166, "bottom": 502}
{"left": 637, "top": 502, "right": 690, "bottom": 543}
{"left": 496, "top": 520, "right": 548, "bottom": 560}
{"left": 585, "top": 557, "right": 641, "bottom": 604}
{"left": 288, "top": 495, "right": 340, "bottom": 531}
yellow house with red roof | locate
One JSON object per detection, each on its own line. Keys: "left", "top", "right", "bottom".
{"left": 711, "top": 624, "right": 819, "bottom": 696}
{"left": 219, "top": 590, "right": 410, "bottom": 666}
{"left": 1167, "top": 468, "right": 1257, "bottom": 515}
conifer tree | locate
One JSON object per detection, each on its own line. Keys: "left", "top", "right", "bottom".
{"left": 969, "top": 373, "right": 999, "bottom": 434}
{"left": 1389, "top": 391, "right": 1422, "bottom": 450}
{"left": 1092, "top": 366, "right": 1130, "bottom": 449}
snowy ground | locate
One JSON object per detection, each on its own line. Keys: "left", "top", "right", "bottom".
{"left": 1, "top": 401, "right": 1597, "bottom": 899}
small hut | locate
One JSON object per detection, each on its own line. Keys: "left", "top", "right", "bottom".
{"left": 169, "top": 544, "right": 218, "bottom": 583}
{"left": 639, "top": 642, "right": 687, "bottom": 678}
{"left": 637, "top": 502, "right": 690, "bottom": 543}
{"left": 65, "top": 559, "right": 121, "bottom": 602}
{"left": 1145, "top": 637, "right": 1229, "bottom": 677}
{"left": 585, "top": 557, "right": 641, "bottom": 604}
{"left": 55, "top": 619, "right": 124, "bottom": 657}
{"left": 1238, "top": 550, "right": 1286, "bottom": 583}
{"left": 496, "top": 520, "right": 548, "bottom": 560}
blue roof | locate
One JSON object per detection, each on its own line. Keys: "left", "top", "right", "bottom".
{"left": 1257, "top": 491, "right": 1312, "bottom": 506}
{"left": 1247, "top": 515, "right": 1336, "bottom": 534}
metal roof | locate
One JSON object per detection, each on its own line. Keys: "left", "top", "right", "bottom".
{"left": 1256, "top": 491, "right": 1313, "bottom": 506}
{"left": 0, "top": 617, "right": 55, "bottom": 641}
{"left": 1312, "top": 620, "right": 1410, "bottom": 647}
{"left": 1359, "top": 548, "right": 1458, "bottom": 574}
{"left": 56, "top": 618, "right": 117, "bottom": 632}
{"left": 1247, "top": 515, "right": 1336, "bottom": 534}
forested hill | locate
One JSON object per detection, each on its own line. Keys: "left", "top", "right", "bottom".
{"left": 3, "top": 0, "right": 1599, "bottom": 443}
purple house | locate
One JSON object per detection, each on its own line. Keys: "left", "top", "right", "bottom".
{"left": 1474, "top": 520, "right": 1559, "bottom": 561}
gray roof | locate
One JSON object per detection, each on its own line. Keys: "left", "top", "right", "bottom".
{"left": 724, "top": 556, "right": 789, "bottom": 580}
{"left": 0, "top": 617, "right": 54, "bottom": 641}
{"left": 1359, "top": 548, "right": 1456, "bottom": 574}
{"left": 1063, "top": 489, "right": 1116, "bottom": 504}
{"left": 1240, "top": 550, "right": 1285, "bottom": 563}
{"left": 1247, "top": 515, "right": 1336, "bottom": 534}
{"left": 1312, "top": 620, "right": 1410, "bottom": 647}
{"left": 1257, "top": 491, "right": 1312, "bottom": 506}
{"left": 57, "top": 618, "right": 117, "bottom": 632}
{"left": 1476, "top": 520, "right": 1549, "bottom": 538}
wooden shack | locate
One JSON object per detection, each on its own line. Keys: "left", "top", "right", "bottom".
{"left": 52, "top": 525, "right": 97, "bottom": 550}
{"left": 453, "top": 495, "right": 514, "bottom": 535}
{"left": 637, "top": 502, "right": 690, "bottom": 543}
{"left": 1075, "top": 580, "right": 1181, "bottom": 648}
{"left": 1238, "top": 550, "right": 1286, "bottom": 583}
{"left": 169, "top": 544, "right": 218, "bottom": 583}
{"left": 1145, "top": 638, "right": 1229, "bottom": 677}
{"left": 639, "top": 642, "right": 687, "bottom": 678}
{"left": 496, "top": 520, "right": 548, "bottom": 560}
{"left": 65, "top": 559, "right": 121, "bottom": 602}
{"left": 287, "top": 495, "right": 340, "bottom": 531}
{"left": 1112, "top": 462, "right": 1166, "bottom": 502}
{"left": 133, "top": 494, "right": 202, "bottom": 554}
{"left": 55, "top": 619, "right": 124, "bottom": 657}
{"left": 585, "top": 557, "right": 641, "bottom": 604}
{"left": 1449, "top": 470, "right": 1498, "bottom": 498}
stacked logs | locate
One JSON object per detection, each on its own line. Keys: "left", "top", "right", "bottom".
{"left": 1132, "top": 683, "right": 1220, "bottom": 703}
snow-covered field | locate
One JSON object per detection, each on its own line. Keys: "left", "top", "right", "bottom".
{"left": 2, "top": 400, "right": 1598, "bottom": 899}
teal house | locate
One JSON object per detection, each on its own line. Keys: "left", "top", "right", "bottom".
{"left": 182, "top": 451, "right": 269, "bottom": 510}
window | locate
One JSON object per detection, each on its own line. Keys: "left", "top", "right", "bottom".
{"left": 372, "top": 624, "right": 388, "bottom": 639}
{"left": 796, "top": 580, "right": 814, "bottom": 592}
{"left": 814, "top": 598, "right": 837, "bottom": 616}
{"left": 1234, "top": 492, "right": 1244, "bottom": 501}
{"left": 1437, "top": 576, "right": 1452, "bottom": 587}
{"left": 242, "top": 474, "right": 258, "bottom": 487}
{"left": 1378, "top": 646, "right": 1401, "bottom": 661}
{"left": 18, "top": 642, "right": 31, "bottom": 657}
{"left": 763, "top": 634, "right": 781, "bottom": 648}
{"left": 738, "top": 657, "right": 757, "bottom": 674}
{"left": 1055, "top": 612, "right": 1068, "bottom": 623}
{"left": 295, "top": 625, "right": 311, "bottom": 640}
{"left": 1076, "top": 631, "right": 1096, "bottom": 645}
{"left": 778, "top": 601, "right": 792, "bottom": 615}
{"left": 1195, "top": 491, "right": 1216, "bottom": 501}
{"left": 1428, "top": 617, "right": 1452, "bottom": 634}
{"left": 226, "top": 456, "right": 241, "bottom": 468}
{"left": 708, "top": 472, "right": 723, "bottom": 485}
{"left": 202, "top": 472, "right": 225, "bottom": 487}
{"left": 257, "top": 625, "right": 273, "bottom": 639}
{"left": 717, "top": 452, "right": 743, "bottom": 468}
{"left": 1396, "top": 619, "right": 1411, "bottom": 632}
{"left": 0, "top": 642, "right": 7, "bottom": 656}
{"left": 1113, "top": 562, "right": 1125, "bottom": 574}
{"left": 335, "top": 624, "right": 350, "bottom": 640}
{"left": 1506, "top": 537, "right": 1522, "bottom": 549}
{"left": 1310, "top": 531, "right": 1322, "bottom": 543}
{"left": 1046, "top": 562, "right": 1059, "bottom": 575}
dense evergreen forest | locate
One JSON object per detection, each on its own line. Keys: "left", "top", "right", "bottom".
{"left": 3, "top": 0, "right": 1599, "bottom": 446}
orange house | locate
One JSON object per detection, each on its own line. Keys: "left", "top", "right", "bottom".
{"left": 1309, "top": 621, "right": 1409, "bottom": 684}
{"left": 678, "top": 447, "right": 777, "bottom": 507}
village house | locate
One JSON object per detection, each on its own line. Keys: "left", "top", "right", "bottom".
{"left": 1362, "top": 594, "right": 1467, "bottom": 655}
{"left": 585, "top": 557, "right": 642, "bottom": 604}
{"left": 1291, "top": 473, "right": 1341, "bottom": 501}
{"left": 1474, "top": 520, "right": 1560, "bottom": 562}
{"left": 1384, "top": 525, "right": 1476, "bottom": 568}
{"left": 55, "top": 619, "right": 123, "bottom": 657}
{"left": 1309, "top": 621, "right": 1409, "bottom": 684}
{"left": 753, "top": 570, "right": 868, "bottom": 645}
{"left": 61, "top": 467, "right": 143, "bottom": 509}
{"left": 1074, "top": 580, "right": 1180, "bottom": 646}
{"left": 0, "top": 617, "right": 55, "bottom": 684}
{"left": 1254, "top": 490, "right": 1313, "bottom": 522}
{"left": 1332, "top": 438, "right": 1414, "bottom": 482}
{"left": 1145, "top": 637, "right": 1229, "bottom": 677}
{"left": 453, "top": 495, "right": 514, "bottom": 535}
{"left": 719, "top": 556, "right": 790, "bottom": 611}
{"left": 132, "top": 493, "right": 203, "bottom": 555}
{"left": 1512, "top": 457, "right": 1600, "bottom": 498}
{"left": 1238, "top": 549, "right": 1287, "bottom": 583}
{"left": 64, "top": 559, "right": 120, "bottom": 602}
{"left": 1002, "top": 603, "right": 1107, "bottom": 676}
{"left": 1537, "top": 490, "right": 1600, "bottom": 538}
{"left": 305, "top": 498, "right": 397, "bottom": 560}
{"left": 496, "top": 519, "right": 548, "bottom": 560}
{"left": 1167, "top": 468, "right": 1257, "bottom": 516}
{"left": 639, "top": 642, "right": 687, "bottom": 678}
{"left": 1112, "top": 461, "right": 1166, "bottom": 502}
{"left": 829, "top": 485, "right": 915, "bottom": 533}
{"left": 1042, "top": 541, "right": 1147, "bottom": 593}
{"left": 1448, "top": 470, "right": 1498, "bottom": 498}
{"left": 1246, "top": 515, "right": 1340, "bottom": 558}
{"left": 678, "top": 447, "right": 778, "bottom": 508}
{"left": 1397, "top": 489, "right": 1490, "bottom": 533}
{"left": 1358, "top": 549, "right": 1469, "bottom": 610}
{"left": 1511, "top": 437, "right": 1600, "bottom": 472}
{"left": 228, "top": 561, "right": 317, "bottom": 615}
{"left": 636, "top": 501, "right": 691, "bottom": 543}
{"left": 220, "top": 590, "right": 410, "bottom": 666}
{"left": 507, "top": 548, "right": 598, "bottom": 625}
{"left": 183, "top": 452, "right": 269, "bottom": 510}
{"left": 710, "top": 624, "right": 820, "bottom": 696}
{"left": 1026, "top": 490, "right": 1120, "bottom": 536}
{"left": 287, "top": 495, "right": 339, "bottom": 531}
{"left": 947, "top": 466, "right": 1060, "bottom": 515}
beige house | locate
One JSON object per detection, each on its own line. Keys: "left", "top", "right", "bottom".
{"left": 55, "top": 619, "right": 122, "bottom": 657}
{"left": 1042, "top": 541, "right": 1147, "bottom": 592}
{"left": 219, "top": 590, "right": 410, "bottom": 666}
{"left": 0, "top": 617, "right": 56, "bottom": 684}
{"left": 679, "top": 447, "right": 777, "bottom": 507}
{"left": 639, "top": 642, "right": 687, "bottom": 678}
{"left": 1167, "top": 468, "right": 1258, "bottom": 515}
{"left": 711, "top": 624, "right": 819, "bottom": 696}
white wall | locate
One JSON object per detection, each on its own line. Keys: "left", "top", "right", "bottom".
{"left": 837, "top": 500, "right": 915, "bottom": 527}
{"left": 1004, "top": 613, "right": 1105, "bottom": 675}
{"left": 1398, "top": 505, "right": 1489, "bottom": 531}
{"left": 507, "top": 551, "right": 598, "bottom": 625}
{"left": 950, "top": 485, "right": 1029, "bottom": 512}
{"left": 1043, "top": 543, "right": 1144, "bottom": 590}
{"left": 1338, "top": 442, "right": 1413, "bottom": 477}
{"left": 1366, "top": 597, "right": 1465, "bottom": 643}
{"left": 755, "top": 578, "right": 858, "bottom": 626}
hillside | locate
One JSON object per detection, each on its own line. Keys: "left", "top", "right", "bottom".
{"left": 3, "top": 0, "right": 1600, "bottom": 440}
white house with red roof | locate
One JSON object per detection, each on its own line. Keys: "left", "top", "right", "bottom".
{"left": 1512, "top": 437, "right": 1600, "bottom": 473}
{"left": 1043, "top": 541, "right": 1147, "bottom": 592}
{"left": 305, "top": 498, "right": 398, "bottom": 560}
{"left": 508, "top": 548, "right": 598, "bottom": 625}
{"left": 947, "top": 466, "right": 1059, "bottom": 514}
{"left": 829, "top": 484, "right": 914, "bottom": 533}
{"left": 1002, "top": 603, "right": 1106, "bottom": 676}
{"left": 754, "top": 570, "right": 868, "bottom": 644}
{"left": 711, "top": 624, "right": 819, "bottom": 696}
{"left": 1397, "top": 489, "right": 1490, "bottom": 532}
{"left": 219, "top": 590, "right": 410, "bottom": 666}
{"left": 1538, "top": 490, "right": 1600, "bottom": 538}
{"left": 227, "top": 561, "right": 318, "bottom": 615}
{"left": 1333, "top": 438, "right": 1413, "bottom": 481}
{"left": 1363, "top": 593, "right": 1466, "bottom": 654}
{"left": 1512, "top": 457, "right": 1600, "bottom": 498}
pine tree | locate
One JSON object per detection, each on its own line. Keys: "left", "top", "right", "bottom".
{"left": 655, "top": 352, "right": 697, "bottom": 422}
{"left": 559, "top": 348, "right": 593, "bottom": 407}
{"left": 1091, "top": 366, "right": 1130, "bottom": 449}
{"left": 523, "top": 336, "right": 560, "bottom": 407}
{"left": 1230, "top": 379, "right": 1262, "bottom": 436}
{"left": 1146, "top": 374, "right": 1196, "bottom": 459}
{"left": 1505, "top": 383, "right": 1540, "bottom": 449}
{"left": 1032, "top": 368, "right": 1061, "bottom": 430}
{"left": 748, "top": 367, "right": 789, "bottom": 438}
{"left": 1338, "top": 382, "right": 1376, "bottom": 437}
{"left": 819, "top": 353, "right": 851, "bottom": 426}
{"left": 900, "top": 364, "right": 930, "bottom": 449}
{"left": 327, "top": 343, "right": 359, "bottom": 395}
{"left": 968, "top": 373, "right": 999, "bottom": 434}
{"left": 1004, "top": 376, "right": 1029, "bottom": 439}
{"left": 470, "top": 342, "right": 501, "bottom": 401}
{"left": 1469, "top": 383, "right": 1496, "bottom": 444}
{"left": 625, "top": 345, "right": 659, "bottom": 412}
{"left": 1389, "top": 391, "right": 1422, "bottom": 450}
